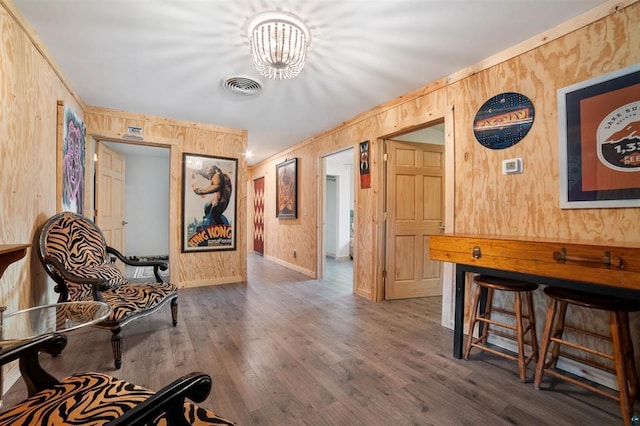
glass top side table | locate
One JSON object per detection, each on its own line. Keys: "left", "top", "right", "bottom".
{"left": 0, "top": 301, "right": 111, "bottom": 347}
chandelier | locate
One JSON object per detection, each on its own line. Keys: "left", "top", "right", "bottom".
{"left": 247, "top": 11, "right": 310, "bottom": 80}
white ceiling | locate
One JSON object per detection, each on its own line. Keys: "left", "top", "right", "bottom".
{"left": 14, "top": 0, "right": 605, "bottom": 165}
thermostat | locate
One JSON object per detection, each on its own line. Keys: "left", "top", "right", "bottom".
{"left": 502, "top": 158, "right": 523, "bottom": 175}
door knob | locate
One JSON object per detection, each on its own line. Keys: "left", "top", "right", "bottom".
{"left": 122, "top": 221, "right": 128, "bottom": 226}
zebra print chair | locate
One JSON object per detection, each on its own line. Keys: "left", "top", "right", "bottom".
{"left": 0, "top": 333, "right": 235, "bottom": 425}
{"left": 38, "top": 212, "right": 178, "bottom": 369}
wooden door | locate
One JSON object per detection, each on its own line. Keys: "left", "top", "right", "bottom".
{"left": 385, "top": 140, "right": 444, "bottom": 299}
{"left": 95, "top": 142, "right": 126, "bottom": 254}
{"left": 253, "top": 177, "right": 264, "bottom": 254}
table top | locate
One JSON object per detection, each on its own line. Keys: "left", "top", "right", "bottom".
{"left": 0, "top": 301, "right": 111, "bottom": 347}
{"left": 429, "top": 233, "right": 640, "bottom": 290}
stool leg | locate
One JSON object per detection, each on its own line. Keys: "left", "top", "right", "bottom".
{"left": 612, "top": 311, "right": 634, "bottom": 425}
{"left": 479, "top": 288, "right": 494, "bottom": 345}
{"left": 534, "top": 297, "right": 558, "bottom": 389}
{"left": 548, "top": 300, "right": 568, "bottom": 369}
{"left": 526, "top": 291, "right": 539, "bottom": 363}
{"left": 514, "top": 291, "right": 527, "bottom": 382}
{"left": 464, "top": 282, "right": 482, "bottom": 360}
{"left": 620, "top": 312, "right": 639, "bottom": 403}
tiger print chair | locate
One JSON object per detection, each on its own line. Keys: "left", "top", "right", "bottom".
{"left": 38, "top": 211, "right": 178, "bottom": 369}
{"left": 0, "top": 333, "right": 235, "bottom": 425}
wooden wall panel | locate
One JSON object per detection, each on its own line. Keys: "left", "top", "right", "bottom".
{"left": 0, "top": 3, "right": 84, "bottom": 311}
{"left": 449, "top": 3, "right": 640, "bottom": 240}
{"left": 84, "top": 108, "right": 248, "bottom": 289}
{"left": 248, "top": 2, "right": 639, "bottom": 303}
{"left": 0, "top": 2, "right": 86, "bottom": 390}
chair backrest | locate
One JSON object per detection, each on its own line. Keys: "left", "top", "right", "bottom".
{"left": 39, "top": 212, "right": 109, "bottom": 270}
{"left": 38, "top": 212, "right": 113, "bottom": 301}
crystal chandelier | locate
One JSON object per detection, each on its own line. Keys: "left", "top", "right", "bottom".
{"left": 247, "top": 12, "right": 310, "bottom": 80}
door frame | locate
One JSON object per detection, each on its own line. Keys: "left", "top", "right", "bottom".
{"left": 378, "top": 107, "right": 456, "bottom": 328}
{"left": 87, "top": 130, "right": 179, "bottom": 283}
{"left": 317, "top": 147, "right": 355, "bottom": 287}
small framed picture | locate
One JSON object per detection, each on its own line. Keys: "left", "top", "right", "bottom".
{"left": 276, "top": 158, "right": 297, "bottom": 219}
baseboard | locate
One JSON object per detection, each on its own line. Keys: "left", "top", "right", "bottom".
{"left": 180, "top": 275, "right": 244, "bottom": 288}
{"left": 264, "top": 255, "right": 315, "bottom": 278}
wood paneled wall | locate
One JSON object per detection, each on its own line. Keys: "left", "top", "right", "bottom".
{"left": 248, "top": 0, "right": 640, "bottom": 301}
{"left": 85, "top": 107, "right": 248, "bottom": 288}
{"left": 0, "top": 2, "right": 85, "bottom": 312}
{"left": 0, "top": 0, "right": 88, "bottom": 392}
{"left": 449, "top": 3, "right": 640, "bottom": 239}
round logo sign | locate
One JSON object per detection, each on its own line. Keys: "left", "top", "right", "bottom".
{"left": 597, "top": 101, "right": 640, "bottom": 172}
{"left": 473, "top": 92, "right": 535, "bottom": 149}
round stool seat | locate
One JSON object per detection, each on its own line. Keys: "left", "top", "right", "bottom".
{"left": 543, "top": 287, "right": 640, "bottom": 312}
{"left": 474, "top": 275, "right": 539, "bottom": 292}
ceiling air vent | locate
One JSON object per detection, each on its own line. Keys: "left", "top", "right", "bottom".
{"left": 222, "top": 76, "right": 263, "bottom": 96}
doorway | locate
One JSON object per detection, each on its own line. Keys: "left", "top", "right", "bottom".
{"left": 320, "top": 148, "right": 354, "bottom": 285}
{"left": 383, "top": 121, "right": 448, "bottom": 301}
{"left": 97, "top": 141, "right": 170, "bottom": 262}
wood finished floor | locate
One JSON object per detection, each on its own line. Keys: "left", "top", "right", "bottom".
{"left": 3, "top": 255, "right": 624, "bottom": 425}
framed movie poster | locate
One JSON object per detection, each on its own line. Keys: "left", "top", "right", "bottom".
{"left": 276, "top": 158, "right": 297, "bottom": 219}
{"left": 558, "top": 63, "right": 640, "bottom": 209}
{"left": 182, "top": 153, "right": 237, "bottom": 252}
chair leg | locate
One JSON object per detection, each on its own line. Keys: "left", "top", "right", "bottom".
{"left": 171, "top": 297, "right": 179, "bottom": 327}
{"left": 111, "top": 328, "right": 122, "bottom": 370}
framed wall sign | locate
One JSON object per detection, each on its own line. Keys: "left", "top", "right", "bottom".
{"left": 276, "top": 158, "right": 297, "bottom": 219}
{"left": 181, "top": 153, "right": 237, "bottom": 252}
{"left": 558, "top": 63, "right": 640, "bottom": 209}
{"left": 473, "top": 92, "right": 535, "bottom": 149}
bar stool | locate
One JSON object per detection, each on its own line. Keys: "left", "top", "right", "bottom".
{"left": 534, "top": 287, "right": 639, "bottom": 425}
{"left": 464, "top": 275, "right": 539, "bottom": 382}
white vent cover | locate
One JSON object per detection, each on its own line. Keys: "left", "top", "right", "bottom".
{"left": 222, "top": 76, "right": 263, "bottom": 96}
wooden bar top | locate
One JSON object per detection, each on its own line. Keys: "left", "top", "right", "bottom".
{"left": 429, "top": 234, "right": 640, "bottom": 290}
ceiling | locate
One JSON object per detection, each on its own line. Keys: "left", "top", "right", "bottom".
{"left": 14, "top": 0, "right": 605, "bottom": 165}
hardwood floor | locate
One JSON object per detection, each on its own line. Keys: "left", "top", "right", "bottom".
{"left": 3, "top": 254, "right": 624, "bottom": 425}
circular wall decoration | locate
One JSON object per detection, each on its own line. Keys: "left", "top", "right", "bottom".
{"left": 473, "top": 92, "right": 535, "bottom": 149}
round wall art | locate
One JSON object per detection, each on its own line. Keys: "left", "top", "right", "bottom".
{"left": 473, "top": 92, "right": 535, "bottom": 149}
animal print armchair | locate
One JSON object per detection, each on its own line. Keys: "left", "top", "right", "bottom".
{"left": 0, "top": 333, "right": 235, "bottom": 425}
{"left": 38, "top": 211, "right": 178, "bottom": 369}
